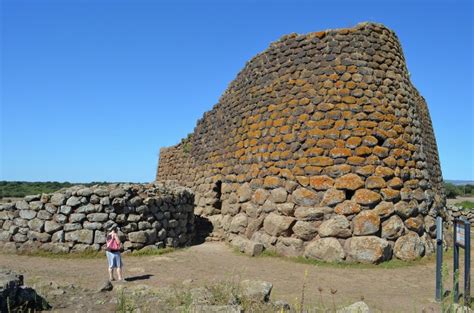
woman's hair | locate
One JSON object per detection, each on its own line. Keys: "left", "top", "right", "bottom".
{"left": 108, "top": 225, "right": 118, "bottom": 233}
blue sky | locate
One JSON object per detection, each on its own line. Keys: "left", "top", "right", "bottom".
{"left": 1, "top": 0, "right": 473, "bottom": 182}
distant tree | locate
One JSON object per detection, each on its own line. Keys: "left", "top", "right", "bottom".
{"left": 444, "top": 182, "right": 461, "bottom": 199}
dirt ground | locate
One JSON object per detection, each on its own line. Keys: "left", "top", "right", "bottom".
{"left": 1, "top": 238, "right": 473, "bottom": 313}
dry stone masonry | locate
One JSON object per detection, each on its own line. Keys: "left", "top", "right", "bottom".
{"left": 156, "top": 22, "right": 446, "bottom": 263}
{"left": 0, "top": 183, "right": 195, "bottom": 253}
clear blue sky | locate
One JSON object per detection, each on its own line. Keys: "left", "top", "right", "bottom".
{"left": 1, "top": 0, "right": 473, "bottom": 183}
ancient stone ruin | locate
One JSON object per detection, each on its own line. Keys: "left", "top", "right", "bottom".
{"left": 156, "top": 22, "right": 446, "bottom": 263}
{"left": 0, "top": 183, "right": 195, "bottom": 253}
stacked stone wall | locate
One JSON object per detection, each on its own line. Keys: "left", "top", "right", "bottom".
{"left": 0, "top": 183, "right": 195, "bottom": 253}
{"left": 156, "top": 22, "right": 445, "bottom": 263}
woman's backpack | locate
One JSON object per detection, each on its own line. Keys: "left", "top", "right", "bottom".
{"left": 106, "top": 235, "right": 121, "bottom": 251}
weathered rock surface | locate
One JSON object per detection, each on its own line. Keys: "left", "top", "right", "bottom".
{"left": 304, "top": 238, "right": 345, "bottom": 262}
{"left": 240, "top": 280, "right": 272, "bottom": 302}
{"left": 346, "top": 236, "right": 392, "bottom": 264}
{"left": 394, "top": 232, "right": 425, "bottom": 261}
{"left": 0, "top": 183, "right": 195, "bottom": 253}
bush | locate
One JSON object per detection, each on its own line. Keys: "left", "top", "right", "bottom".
{"left": 0, "top": 181, "right": 111, "bottom": 199}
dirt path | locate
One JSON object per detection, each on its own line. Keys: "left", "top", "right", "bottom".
{"left": 2, "top": 241, "right": 472, "bottom": 312}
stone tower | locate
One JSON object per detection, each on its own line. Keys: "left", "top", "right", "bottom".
{"left": 156, "top": 22, "right": 445, "bottom": 263}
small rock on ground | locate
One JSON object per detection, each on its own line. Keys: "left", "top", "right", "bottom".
{"left": 336, "top": 301, "right": 370, "bottom": 313}
{"left": 98, "top": 280, "right": 113, "bottom": 292}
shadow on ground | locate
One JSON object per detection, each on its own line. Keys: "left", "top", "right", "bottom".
{"left": 125, "top": 274, "right": 154, "bottom": 282}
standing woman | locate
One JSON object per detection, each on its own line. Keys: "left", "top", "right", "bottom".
{"left": 106, "top": 226, "right": 124, "bottom": 281}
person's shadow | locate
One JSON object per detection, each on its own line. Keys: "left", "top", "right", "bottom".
{"left": 124, "top": 274, "right": 153, "bottom": 282}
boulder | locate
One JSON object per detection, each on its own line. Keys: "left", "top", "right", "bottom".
{"left": 352, "top": 189, "right": 381, "bottom": 206}
{"left": 230, "top": 236, "right": 263, "bottom": 257}
{"left": 15, "top": 200, "right": 30, "bottom": 211}
{"left": 404, "top": 216, "right": 424, "bottom": 234}
{"left": 373, "top": 201, "right": 395, "bottom": 219}
{"left": 292, "top": 221, "right": 318, "bottom": 240}
{"left": 251, "top": 189, "right": 269, "bottom": 205}
{"left": 294, "top": 206, "right": 329, "bottom": 221}
{"left": 304, "top": 238, "right": 345, "bottom": 262}
{"left": 65, "top": 229, "right": 94, "bottom": 244}
{"left": 346, "top": 236, "right": 392, "bottom": 264}
{"left": 29, "top": 201, "right": 43, "bottom": 211}
{"left": 269, "top": 188, "right": 288, "bottom": 203}
{"left": 394, "top": 201, "right": 417, "bottom": 218}
{"left": 334, "top": 174, "right": 364, "bottom": 190}
{"left": 83, "top": 222, "right": 103, "bottom": 230}
{"left": 365, "top": 176, "right": 387, "bottom": 189}
{"left": 49, "top": 193, "right": 66, "bottom": 206}
{"left": 292, "top": 188, "right": 320, "bottom": 206}
{"left": 275, "top": 237, "right": 303, "bottom": 257}
{"left": 19, "top": 210, "right": 36, "bottom": 220}
{"left": 381, "top": 215, "right": 405, "bottom": 240}
{"left": 77, "top": 188, "right": 93, "bottom": 197}
{"left": 352, "top": 210, "right": 380, "bottom": 236}
{"left": 109, "top": 188, "right": 126, "bottom": 199}
{"left": 98, "top": 280, "right": 113, "bottom": 292}
{"left": 37, "top": 210, "right": 52, "bottom": 220}
{"left": 87, "top": 213, "right": 109, "bottom": 222}
{"left": 237, "top": 183, "right": 252, "bottom": 202}
{"left": 240, "top": 280, "right": 273, "bottom": 302}
{"left": 229, "top": 213, "right": 248, "bottom": 233}
{"left": 40, "top": 243, "right": 69, "bottom": 253}
{"left": 276, "top": 203, "right": 295, "bottom": 216}
{"left": 27, "top": 231, "right": 51, "bottom": 242}
{"left": 66, "top": 196, "right": 81, "bottom": 207}
{"left": 335, "top": 201, "right": 361, "bottom": 215}
{"left": 70, "top": 213, "right": 86, "bottom": 223}
{"left": 263, "top": 213, "right": 294, "bottom": 236}
{"left": 336, "top": 301, "right": 370, "bottom": 313}
{"left": 394, "top": 232, "right": 424, "bottom": 261}
{"left": 189, "top": 305, "right": 243, "bottom": 313}
{"left": 320, "top": 188, "right": 346, "bottom": 206}
{"left": 310, "top": 175, "right": 334, "bottom": 190}
{"left": 63, "top": 223, "right": 82, "bottom": 232}
{"left": 420, "top": 233, "right": 435, "bottom": 255}
{"left": 318, "top": 215, "right": 351, "bottom": 238}
{"left": 128, "top": 231, "right": 148, "bottom": 244}
{"left": 24, "top": 194, "right": 40, "bottom": 202}
{"left": 27, "top": 218, "right": 44, "bottom": 232}
{"left": 44, "top": 221, "right": 62, "bottom": 234}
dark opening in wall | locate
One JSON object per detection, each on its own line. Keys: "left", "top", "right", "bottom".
{"left": 213, "top": 180, "right": 222, "bottom": 210}
{"left": 345, "top": 189, "right": 356, "bottom": 200}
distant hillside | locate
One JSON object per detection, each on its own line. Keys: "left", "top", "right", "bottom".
{"left": 0, "top": 181, "right": 111, "bottom": 198}
{"left": 445, "top": 180, "right": 474, "bottom": 186}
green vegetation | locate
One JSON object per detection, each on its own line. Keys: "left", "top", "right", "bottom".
{"left": 129, "top": 247, "right": 175, "bottom": 257}
{"left": 13, "top": 248, "right": 104, "bottom": 259}
{"left": 0, "top": 181, "right": 115, "bottom": 199}
{"left": 253, "top": 247, "right": 454, "bottom": 270}
{"left": 454, "top": 201, "right": 474, "bottom": 210}
{"left": 443, "top": 182, "right": 474, "bottom": 199}
{"left": 7, "top": 247, "right": 177, "bottom": 259}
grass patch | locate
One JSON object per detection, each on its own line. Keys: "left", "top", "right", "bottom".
{"left": 14, "top": 249, "right": 103, "bottom": 259}
{"left": 454, "top": 200, "right": 474, "bottom": 210}
{"left": 253, "top": 247, "right": 454, "bottom": 270}
{"left": 9, "top": 247, "right": 178, "bottom": 259}
{"left": 129, "top": 247, "right": 176, "bottom": 257}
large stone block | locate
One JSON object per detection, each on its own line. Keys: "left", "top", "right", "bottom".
{"left": 263, "top": 213, "right": 294, "bottom": 236}
{"left": 305, "top": 238, "right": 345, "bottom": 262}
{"left": 346, "top": 236, "right": 392, "bottom": 264}
{"left": 65, "top": 229, "right": 94, "bottom": 244}
{"left": 352, "top": 211, "right": 380, "bottom": 236}
{"left": 393, "top": 232, "right": 424, "bottom": 261}
{"left": 319, "top": 215, "right": 351, "bottom": 238}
